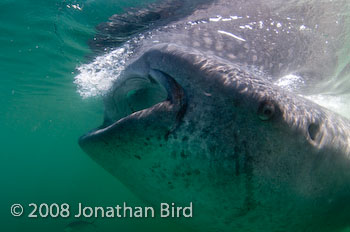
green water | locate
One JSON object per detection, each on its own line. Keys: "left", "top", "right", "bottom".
{"left": 0, "top": 0, "right": 184, "bottom": 231}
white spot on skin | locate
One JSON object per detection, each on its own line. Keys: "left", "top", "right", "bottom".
{"left": 259, "top": 21, "right": 264, "bottom": 29}
{"left": 218, "top": 30, "right": 246, "bottom": 42}
{"left": 215, "top": 42, "right": 224, "bottom": 51}
{"left": 252, "top": 55, "right": 258, "bottom": 62}
{"left": 230, "top": 16, "right": 242, "bottom": 20}
{"left": 227, "top": 54, "right": 237, "bottom": 59}
{"left": 193, "top": 41, "right": 201, "bottom": 47}
{"left": 239, "top": 87, "right": 249, "bottom": 93}
{"left": 209, "top": 16, "right": 222, "bottom": 22}
{"left": 240, "top": 25, "right": 253, "bottom": 30}
{"left": 203, "top": 37, "right": 213, "bottom": 46}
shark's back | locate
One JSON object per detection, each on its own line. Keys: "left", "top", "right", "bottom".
{"left": 90, "top": 0, "right": 347, "bottom": 94}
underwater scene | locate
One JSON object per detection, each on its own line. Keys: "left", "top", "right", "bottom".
{"left": 1, "top": 0, "right": 350, "bottom": 231}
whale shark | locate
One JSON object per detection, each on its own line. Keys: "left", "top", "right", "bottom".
{"left": 79, "top": 0, "right": 350, "bottom": 231}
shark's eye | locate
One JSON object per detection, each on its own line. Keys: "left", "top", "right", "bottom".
{"left": 258, "top": 101, "right": 275, "bottom": 121}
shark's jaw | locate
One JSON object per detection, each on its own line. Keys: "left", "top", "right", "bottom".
{"left": 79, "top": 66, "right": 187, "bottom": 145}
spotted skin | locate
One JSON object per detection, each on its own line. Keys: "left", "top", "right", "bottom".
{"left": 80, "top": 0, "right": 350, "bottom": 231}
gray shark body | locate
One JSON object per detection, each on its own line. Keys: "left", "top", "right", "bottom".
{"left": 80, "top": 0, "right": 350, "bottom": 231}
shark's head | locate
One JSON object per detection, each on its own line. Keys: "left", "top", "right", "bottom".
{"left": 79, "top": 44, "right": 350, "bottom": 230}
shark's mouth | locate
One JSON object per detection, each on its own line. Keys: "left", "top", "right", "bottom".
{"left": 80, "top": 68, "right": 187, "bottom": 140}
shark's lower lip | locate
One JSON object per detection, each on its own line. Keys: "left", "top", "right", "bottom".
{"left": 79, "top": 69, "right": 187, "bottom": 144}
